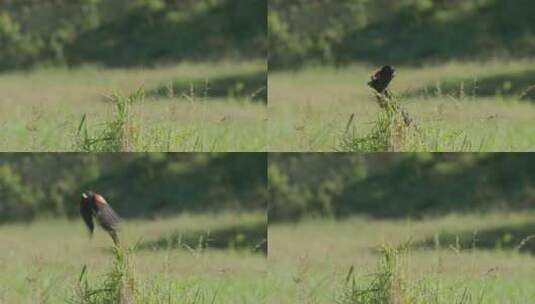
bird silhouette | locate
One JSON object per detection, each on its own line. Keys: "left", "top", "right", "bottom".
{"left": 80, "top": 191, "right": 121, "bottom": 246}
{"left": 366, "top": 65, "right": 413, "bottom": 126}
{"left": 368, "top": 65, "right": 395, "bottom": 94}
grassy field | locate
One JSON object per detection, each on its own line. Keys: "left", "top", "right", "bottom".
{"left": 0, "top": 61, "right": 266, "bottom": 152}
{"left": 268, "top": 211, "right": 535, "bottom": 303}
{"left": 268, "top": 59, "right": 535, "bottom": 152}
{"left": 0, "top": 212, "right": 266, "bottom": 303}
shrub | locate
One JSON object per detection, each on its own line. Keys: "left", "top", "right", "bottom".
{"left": 0, "top": 165, "right": 38, "bottom": 222}
{"left": 0, "top": 13, "right": 43, "bottom": 69}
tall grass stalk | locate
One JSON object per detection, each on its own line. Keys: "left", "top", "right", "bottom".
{"left": 338, "top": 93, "right": 411, "bottom": 152}
{"left": 72, "top": 246, "right": 136, "bottom": 304}
{"left": 337, "top": 244, "right": 487, "bottom": 304}
{"left": 70, "top": 245, "right": 217, "bottom": 304}
{"left": 337, "top": 245, "right": 409, "bottom": 304}
{"left": 338, "top": 93, "right": 474, "bottom": 152}
{"left": 75, "top": 89, "right": 143, "bottom": 152}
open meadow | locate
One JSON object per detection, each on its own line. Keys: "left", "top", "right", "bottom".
{"left": 0, "top": 212, "right": 267, "bottom": 303}
{"left": 0, "top": 61, "right": 266, "bottom": 152}
{"left": 268, "top": 211, "right": 535, "bottom": 304}
{"left": 0, "top": 153, "right": 267, "bottom": 303}
{"left": 0, "top": 0, "right": 266, "bottom": 152}
{"left": 268, "top": 0, "right": 535, "bottom": 152}
{"left": 268, "top": 154, "right": 535, "bottom": 303}
{"left": 269, "top": 59, "right": 535, "bottom": 152}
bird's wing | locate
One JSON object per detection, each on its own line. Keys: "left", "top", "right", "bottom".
{"left": 97, "top": 204, "right": 121, "bottom": 232}
{"left": 80, "top": 203, "right": 94, "bottom": 235}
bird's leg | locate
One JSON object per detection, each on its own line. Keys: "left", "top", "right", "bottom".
{"left": 109, "top": 230, "right": 120, "bottom": 246}
{"left": 374, "top": 92, "right": 388, "bottom": 109}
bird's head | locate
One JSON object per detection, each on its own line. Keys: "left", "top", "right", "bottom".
{"left": 81, "top": 191, "right": 95, "bottom": 203}
{"left": 81, "top": 191, "right": 107, "bottom": 206}
{"left": 382, "top": 65, "right": 395, "bottom": 78}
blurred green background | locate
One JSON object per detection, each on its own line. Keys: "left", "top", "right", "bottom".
{"left": 0, "top": 153, "right": 267, "bottom": 224}
{"left": 0, "top": 0, "right": 266, "bottom": 70}
{"left": 269, "top": 0, "right": 535, "bottom": 69}
{"left": 269, "top": 153, "right": 535, "bottom": 221}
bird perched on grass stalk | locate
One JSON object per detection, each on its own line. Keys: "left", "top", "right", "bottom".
{"left": 80, "top": 191, "right": 121, "bottom": 246}
{"left": 367, "top": 65, "right": 413, "bottom": 126}
{"left": 368, "top": 65, "right": 395, "bottom": 95}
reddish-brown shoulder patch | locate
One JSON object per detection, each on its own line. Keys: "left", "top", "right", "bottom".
{"left": 94, "top": 193, "right": 108, "bottom": 205}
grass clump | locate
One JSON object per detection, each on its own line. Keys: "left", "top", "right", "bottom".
{"left": 75, "top": 89, "right": 142, "bottom": 152}
{"left": 338, "top": 93, "right": 473, "bottom": 152}
{"left": 337, "top": 93, "right": 415, "bottom": 152}
{"left": 337, "top": 244, "right": 486, "bottom": 304}
{"left": 70, "top": 245, "right": 221, "bottom": 304}
{"left": 337, "top": 245, "right": 409, "bottom": 304}
{"left": 72, "top": 246, "right": 137, "bottom": 304}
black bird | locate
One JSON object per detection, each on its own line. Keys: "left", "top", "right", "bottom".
{"left": 366, "top": 65, "right": 412, "bottom": 126}
{"left": 80, "top": 191, "right": 121, "bottom": 245}
{"left": 368, "top": 65, "right": 395, "bottom": 94}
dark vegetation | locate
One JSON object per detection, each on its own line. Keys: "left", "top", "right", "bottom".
{"left": 269, "top": 154, "right": 535, "bottom": 222}
{"left": 416, "top": 222, "right": 535, "bottom": 255}
{"left": 0, "top": 153, "right": 267, "bottom": 224}
{"left": 0, "top": 0, "right": 266, "bottom": 70}
{"left": 147, "top": 71, "right": 267, "bottom": 102}
{"left": 269, "top": 0, "right": 535, "bottom": 69}
{"left": 405, "top": 70, "right": 535, "bottom": 101}
{"left": 137, "top": 222, "right": 267, "bottom": 254}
